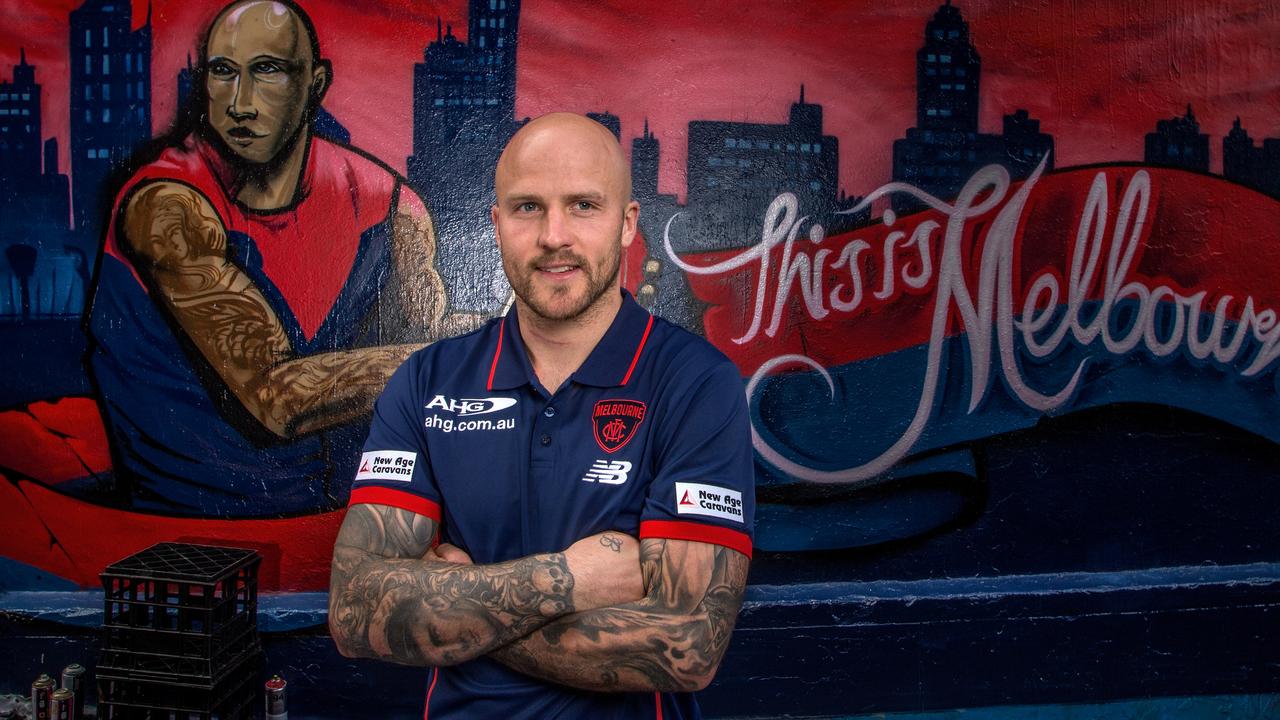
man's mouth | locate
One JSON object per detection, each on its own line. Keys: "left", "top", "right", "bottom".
{"left": 227, "top": 127, "right": 264, "bottom": 140}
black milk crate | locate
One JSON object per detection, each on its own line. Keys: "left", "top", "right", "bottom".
{"left": 95, "top": 640, "right": 262, "bottom": 720}
{"left": 97, "top": 543, "right": 263, "bottom": 718}
{"left": 98, "top": 613, "right": 258, "bottom": 679}
{"left": 100, "top": 543, "right": 260, "bottom": 642}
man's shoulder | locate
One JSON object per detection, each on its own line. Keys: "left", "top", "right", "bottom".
{"left": 118, "top": 136, "right": 225, "bottom": 208}
{"left": 645, "top": 314, "right": 739, "bottom": 381}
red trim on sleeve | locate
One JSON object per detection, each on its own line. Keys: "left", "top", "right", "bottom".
{"left": 423, "top": 667, "right": 439, "bottom": 720}
{"left": 348, "top": 486, "right": 441, "bottom": 521}
{"left": 639, "top": 520, "right": 753, "bottom": 559}
{"left": 486, "top": 320, "right": 505, "bottom": 391}
{"left": 621, "top": 313, "right": 654, "bottom": 386}
{"left": 654, "top": 691, "right": 663, "bottom": 720}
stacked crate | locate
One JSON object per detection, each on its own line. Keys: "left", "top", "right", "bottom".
{"left": 96, "top": 543, "right": 263, "bottom": 719}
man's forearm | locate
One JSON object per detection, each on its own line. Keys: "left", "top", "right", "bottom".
{"left": 329, "top": 543, "right": 575, "bottom": 667}
{"left": 490, "top": 539, "right": 748, "bottom": 693}
{"left": 328, "top": 504, "right": 576, "bottom": 668}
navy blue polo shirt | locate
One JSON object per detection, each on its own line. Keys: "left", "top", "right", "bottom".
{"left": 349, "top": 290, "right": 755, "bottom": 720}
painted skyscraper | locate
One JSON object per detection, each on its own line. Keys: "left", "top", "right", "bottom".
{"left": 893, "top": 1, "right": 1053, "bottom": 213}
{"left": 407, "top": 0, "right": 523, "bottom": 310}
{"left": 0, "top": 52, "right": 76, "bottom": 318}
{"left": 1144, "top": 105, "right": 1210, "bottom": 173}
{"left": 1223, "top": 118, "right": 1280, "bottom": 199}
{"left": 68, "top": 0, "right": 151, "bottom": 239}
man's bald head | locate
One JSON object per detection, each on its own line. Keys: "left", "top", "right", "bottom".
{"left": 207, "top": 1, "right": 318, "bottom": 67}
{"left": 496, "top": 113, "right": 632, "bottom": 206}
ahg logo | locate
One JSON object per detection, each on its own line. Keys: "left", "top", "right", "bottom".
{"left": 424, "top": 395, "right": 517, "bottom": 417}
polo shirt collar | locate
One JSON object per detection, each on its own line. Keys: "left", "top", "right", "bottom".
{"left": 485, "top": 289, "right": 654, "bottom": 391}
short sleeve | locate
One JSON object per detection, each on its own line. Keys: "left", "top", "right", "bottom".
{"left": 348, "top": 355, "right": 442, "bottom": 522}
{"left": 640, "top": 360, "right": 754, "bottom": 558}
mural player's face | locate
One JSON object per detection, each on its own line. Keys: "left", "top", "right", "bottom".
{"left": 205, "top": 2, "right": 322, "bottom": 166}
{"left": 493, "top": 117, "right": 638, "bottom": 323}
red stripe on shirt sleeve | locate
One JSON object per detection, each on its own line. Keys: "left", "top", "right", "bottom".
{"left": 639, "top": 520, "right": 753, "bottom": 559}
{"left": 349, "top": 486, "right": 441, "bottom": 521}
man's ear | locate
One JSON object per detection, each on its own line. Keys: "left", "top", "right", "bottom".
{"left": 620, "top": 200, "right": 640, "bottom": 249}
{"left": 311, "top": 59, "right": 332, "bottom": 103}
{"left": 491, "top": 205, "right": 501, "bottom": 248}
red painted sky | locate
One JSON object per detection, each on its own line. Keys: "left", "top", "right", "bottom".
{"left": 2, "top": 0, "right": 1277, "bottom": 202}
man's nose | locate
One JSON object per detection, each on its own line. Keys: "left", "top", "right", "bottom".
{"left": 538, "top": 207, "right": 572, "bottom": 249}
{"left": 227, "top": 75, "right": 257, "bottom": 121}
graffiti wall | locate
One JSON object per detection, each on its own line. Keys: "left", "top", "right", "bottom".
{"left": 1, "top": 0, "right": 1279, "bottom": 716}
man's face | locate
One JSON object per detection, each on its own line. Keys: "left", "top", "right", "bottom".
{"left": 492, "top": 122, "right": 638, "bottom": 323}
{"left": 205, "top": 2, "right": 321, "bottom": 165}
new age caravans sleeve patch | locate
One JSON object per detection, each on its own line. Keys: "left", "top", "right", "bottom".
{"left": 348, "top": 360, "right": 442, "bottom": 521}
{"left": 639, "top": 361, "right": 755, "bottom": 558}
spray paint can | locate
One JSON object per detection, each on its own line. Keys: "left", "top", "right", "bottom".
{"left": 31, "top": 673, "right": 55, "bottom": 720}
{"left": 265, "top": 675, "right": 288, "bottom": 719}
{"left": 60, "top": 664, "right": 85, "bottom": 720}
{"left": 51, "top": 689, "right": 73, "bottom": 720}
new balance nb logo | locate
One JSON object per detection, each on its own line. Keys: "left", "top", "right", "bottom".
{"left": 581, "top": 460, "right": 632, "bottom": 485}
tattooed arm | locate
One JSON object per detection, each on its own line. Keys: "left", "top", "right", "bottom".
{"left": 120, "top": 181, "right": 422, "bottom": 437}
{"left": 389, "top": 187, "right": 487, "bottom": 342}
{"left": 328, "top": 502, "right": 642, "bottom": 666}
{"left": 487, "top": 538, "right": 749, "bottom": 693}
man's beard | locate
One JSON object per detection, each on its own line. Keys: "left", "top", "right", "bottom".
{"left": 507, "top": 242, "right": 621, "bottom": 323}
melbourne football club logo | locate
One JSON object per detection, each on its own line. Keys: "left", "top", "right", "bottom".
{"left": 592, "top": 399, "right": 647, "bottom": 453}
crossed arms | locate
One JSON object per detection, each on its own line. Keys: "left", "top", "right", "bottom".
{"left": 117, "top": 181, "right": 478, "bottom": 437}
{"left": 328, "top": 503, "right": 749, "bottom": 692}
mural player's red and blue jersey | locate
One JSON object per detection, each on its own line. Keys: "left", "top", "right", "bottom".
{"left": 351, "top": 290, "right": 755, "bottom": 720}
{"left": 87, "top": 133, "right": 406, "bottom": 516}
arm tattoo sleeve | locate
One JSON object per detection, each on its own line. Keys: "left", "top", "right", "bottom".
{"left": 490, "top": 538, "right": 750, "bottom": 693}
{"left": 328, "top": 504, "right": 579, "bottom": 667}
{"left": 121, "top": 182, "right": 419, "bottom": 437}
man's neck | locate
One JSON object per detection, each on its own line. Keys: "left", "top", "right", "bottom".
{"left": 235, "top": 131, "right": 310, "bottom": 210}
{"left": 517, "top": 290, "right": 623, "bottom": 395}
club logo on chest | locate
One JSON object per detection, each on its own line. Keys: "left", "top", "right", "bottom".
{"left": 592, "top": 399, "right": 647, "bottom": 453}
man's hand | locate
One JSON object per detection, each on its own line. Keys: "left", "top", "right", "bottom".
{"left": 429, "top": 543, "right": 472, "bottom": 564}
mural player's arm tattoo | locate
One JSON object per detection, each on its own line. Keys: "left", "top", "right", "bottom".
{"left": 391, "top": 189, "right": 486, "bottom": 340}
{"left": 490, "top": 538, "right": 749, "bottom": 693}
{"left": 328, "top": 503, "right": 578, "bottom": 666}
{"left": 121, "top": 182, "right": 418, "bottom": 437}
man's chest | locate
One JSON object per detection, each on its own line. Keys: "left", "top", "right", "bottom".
{"left": 419, "top": 384, "right": 659, "bottom": 561}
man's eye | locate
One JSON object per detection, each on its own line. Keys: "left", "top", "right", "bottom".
{"left": 517, "top": 202, "right": 538, "bottom": 213}
{"left": 575, "top": 201, "right": 595, "bottom": 211}
{"left": 208, "top": 62, "right": 234, "bottom": 77}
{"left": 252, "top": 61, "right": 282, "bottom": 75}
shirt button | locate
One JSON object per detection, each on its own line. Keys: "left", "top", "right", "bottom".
{"left": 540, "top": 434, "right": 552, "bottom": 446}
{"left": 543, "top": 406, "right": 556, "bottom": 418}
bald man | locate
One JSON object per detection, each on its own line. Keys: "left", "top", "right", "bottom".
{"left": 330, "top": 114, "right": 756, "bottom": 719}
{"left": 86, "top": 0, "right": 472, "bottom": 516}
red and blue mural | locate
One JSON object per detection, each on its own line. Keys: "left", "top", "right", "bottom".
{"left": 1, "top": 0, "right": 1278, "bottom": 716}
